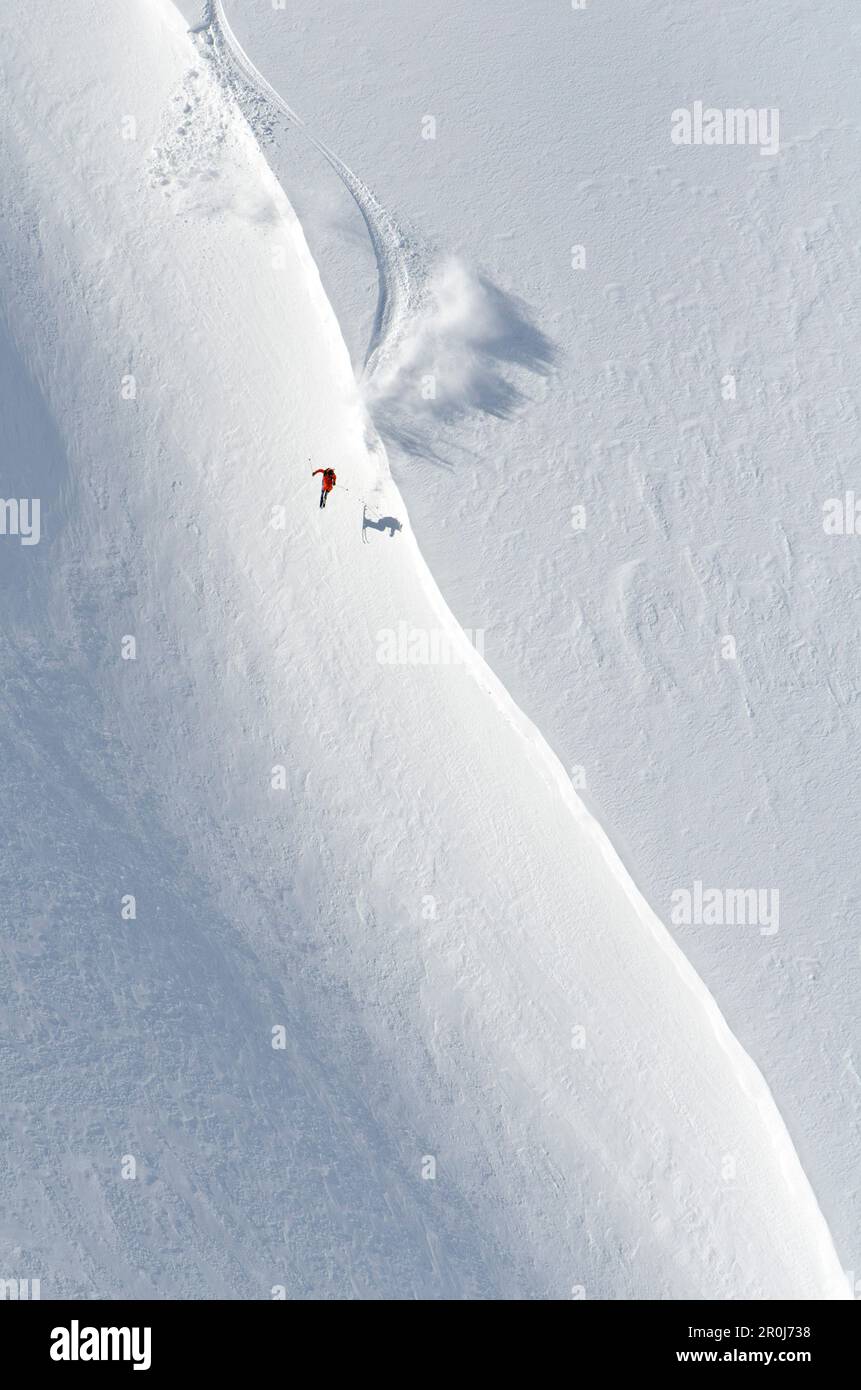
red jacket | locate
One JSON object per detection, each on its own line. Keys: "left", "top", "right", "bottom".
{"left": 313, "top": 468, "right": 336, "bottom": 492}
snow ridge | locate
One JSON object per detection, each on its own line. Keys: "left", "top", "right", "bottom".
{"left": 183, "top": 0, "right": 850, "bottom": 1296}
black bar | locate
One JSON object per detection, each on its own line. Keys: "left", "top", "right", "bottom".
{"left": 5, "top": 1298, "right": 857, "bottom": 1377}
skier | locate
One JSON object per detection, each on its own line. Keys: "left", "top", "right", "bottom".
{"left": 312, "top": 467, "right": 337, "bottom": 508}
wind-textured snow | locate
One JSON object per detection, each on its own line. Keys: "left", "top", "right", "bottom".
{"left": 0, "top": 0, "right": 851, "bottom": 1298}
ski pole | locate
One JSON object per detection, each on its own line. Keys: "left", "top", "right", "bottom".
{"left": 338, "top": 484, "right": 373, "bottom": 509}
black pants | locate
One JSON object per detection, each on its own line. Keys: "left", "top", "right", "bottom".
{"left": 320, "top": 488, "right": 328, "bottom": 508}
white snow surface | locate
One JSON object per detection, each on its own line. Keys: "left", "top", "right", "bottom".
{"left": 0, "top": 0, "right": 852, "bottom": 1298}
{"left": 198, "top": 0, "right": 861, "bottom": 1277}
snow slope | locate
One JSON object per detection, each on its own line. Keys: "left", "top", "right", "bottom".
{"left": 0, "top": 0, "right": 850, "bottom": 1297}
{"left": 204, "top": 0, "right": 861, "bottom": 1270}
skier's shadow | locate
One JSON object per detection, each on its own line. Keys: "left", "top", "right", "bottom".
{"left": 362, "top": 506, "right": 403, "bottom": 543}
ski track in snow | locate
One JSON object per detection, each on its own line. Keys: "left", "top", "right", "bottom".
{"left": 180, "top": 0, "right": 849, "bottom": 1284}
{"left": 205, "top": 0, "right": 418, "bottom": 381}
